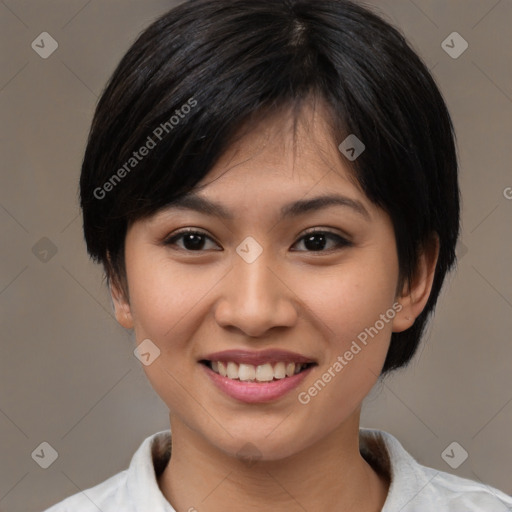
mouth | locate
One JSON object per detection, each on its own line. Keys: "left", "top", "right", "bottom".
{"left": 200, "top": 360, "right": 316, "bottom": 383}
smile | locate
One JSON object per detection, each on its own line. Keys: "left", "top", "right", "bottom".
{"left": 202, "top": 360, "right": 315, "bottom": 382}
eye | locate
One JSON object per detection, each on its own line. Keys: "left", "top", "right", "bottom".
{"left": 163, "top": 229, "right": 221, "bottom": 251}
{"left": 163, "top": 228, "right": 352, "bottom": 253}
{"left": 291, "top": 229, "right": 352, "bottom": 252}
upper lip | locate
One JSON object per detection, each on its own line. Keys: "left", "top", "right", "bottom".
{"left": 201, "top": 349, "right": 316, "bottom": 366}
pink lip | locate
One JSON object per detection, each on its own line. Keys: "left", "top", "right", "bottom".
{"left": 201, "top": 363, "right": 314, "bottom": 403}
{"left": 202, "top": 349, "right": 315, "bottom": 366}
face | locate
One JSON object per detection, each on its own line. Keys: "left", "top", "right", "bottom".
{"left": 112, "top": 102, "right": 419, "bottom": 461}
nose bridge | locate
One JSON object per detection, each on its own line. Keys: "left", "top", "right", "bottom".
{"left": 214, "top": 243, "right": 297, "bottom": 336}
{"left": 236, "top": 249, "right": 278, "bottom": 305}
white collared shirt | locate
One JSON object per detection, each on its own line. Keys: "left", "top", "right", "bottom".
{"left": 43, "top": 428, "right": 512, "bottom": 511}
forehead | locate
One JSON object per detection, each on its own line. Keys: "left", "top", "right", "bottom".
{"left": 194, "top": 100, "right": 363, "bottom": 199}
{"left": 144, "top": 102, "right": 379, "bottom": 230}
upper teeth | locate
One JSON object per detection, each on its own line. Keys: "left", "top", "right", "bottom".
{"left": 210, "top": 361, "right": 307, "bottom": 382}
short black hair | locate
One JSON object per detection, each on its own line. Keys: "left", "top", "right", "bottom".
{"left": 80, "top": 0, "right": 460, "bottom": 374}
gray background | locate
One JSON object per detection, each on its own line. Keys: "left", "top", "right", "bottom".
{"left": 1, "top": 1, "right": 511, "bottom": 510}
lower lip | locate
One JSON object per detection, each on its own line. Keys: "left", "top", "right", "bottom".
{"left": 201, "top": 363, "right": 314, "bottom": 403}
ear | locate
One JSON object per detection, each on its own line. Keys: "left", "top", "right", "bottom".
{"left": 392, "top": 234, "right": 439, "bottom": 333}
{"left": 109, "top": 278, "right": 134, "bottom": 329}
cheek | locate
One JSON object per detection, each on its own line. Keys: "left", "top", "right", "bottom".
{"left": 297, "top": 252, "right": 400, "bottom": 350}
{"left": 291, "top": 247, "right": 399, "bottom": 415}
{"left": 126, "top": 254, "right": 211, "bottom": 342}
{"left": 124, "top": 255, "right": 207, "bottom": 412}
{"left": 284, "top": 282, "right": 399, "bottom": 456}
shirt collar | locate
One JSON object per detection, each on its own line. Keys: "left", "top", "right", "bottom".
{"left": 125, "top": 430, "right": 175, "bottom": 511}
{"left": 126, "top": 427, "right": 424, "bottom": 511}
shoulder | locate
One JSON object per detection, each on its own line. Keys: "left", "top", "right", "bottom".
{"left": 42, "top": 430, "right": 174, "bottom": 512}
{"left": 419, "top": 466, "right": 512, "bottom": 510}
{"left": 42, "top": 470, "right": 129, "bottom": 512}
{"left": 360, "top": 428, "right": 512, "bottom": 512}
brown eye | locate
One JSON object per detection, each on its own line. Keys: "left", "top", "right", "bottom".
{"left": 292, "top": 230, "right": 352, "bottom": 252}
{"left": 164, "top": 229, "right": 220, "bottom": 251}
{"left": 163, "top": 228, "right": 352, "bottom": 253}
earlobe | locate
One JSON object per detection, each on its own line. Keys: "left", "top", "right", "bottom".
{"left": 109, "top": 279, "right": 134, "bottom": 329}
{"left": 392, "top": 235, "right": 440, "bottom": 333}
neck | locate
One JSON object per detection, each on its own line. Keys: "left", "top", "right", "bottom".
{"left": 158, "top": 412, "right": 389, "bottom": 511}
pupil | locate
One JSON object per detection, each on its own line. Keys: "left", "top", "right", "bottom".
{"left": 184, "top": 233, "right": 204, "bottom": 250}
{"left": 305, "top": 234, "right": 326, "bottom": 251}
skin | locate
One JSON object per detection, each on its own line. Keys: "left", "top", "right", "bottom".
{"left": 111, "top": 99, "right": 439, "bottom": 511}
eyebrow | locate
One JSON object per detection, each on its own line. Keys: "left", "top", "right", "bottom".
{"left": 163, "top": 192, "right": 370, "bottom": 221}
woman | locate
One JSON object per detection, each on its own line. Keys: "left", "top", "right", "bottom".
{"left": 45, "top": 0, "right": 512, "bottom": 510}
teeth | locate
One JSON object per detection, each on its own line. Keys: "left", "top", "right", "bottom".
{"left": 218, "top": 361, "right": 227, "bottom": 377}
{"left": 209, "top": 361, "right": 309, "bottom": 382}
{"left": 273, "top": 362, "right": 286, "bottom": 379}
{"left": 238, "top": 363, "right": 256, "bottom": 381}
{"left": 227, "top": 362, "right": 239, "bottom": 379}
{"left": 255, "top": 363, "right": 274, "bottom": 382}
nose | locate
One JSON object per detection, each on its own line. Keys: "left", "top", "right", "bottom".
{"left": 213, "top": 249, "right": 298, "bottom": 338}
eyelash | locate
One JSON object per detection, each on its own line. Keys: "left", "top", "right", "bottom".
{"left": 163, "top": 228, "right": 352, "bottom": 253}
